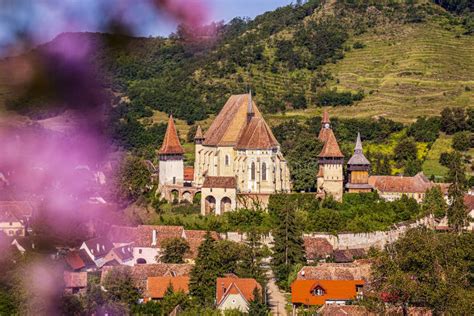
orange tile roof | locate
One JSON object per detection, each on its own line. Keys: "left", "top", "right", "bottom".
{"left": 184, "top": 167, "right": 194, "bottom": 181}
{"left": 368, "top": 172, "right": 432, "bottom": 194}
{"left": 291, "top": 279, "right": 364, "bottom": 305}
{"left": 203, "top": 94, "right": 263, "bottom": 147}
{"left": 146, "top": 276, "right": 190, "bottom": 299}
{"left": 235, "top": 116, "right": 279, "bottom": 149}
{"left": 216, "top": 277, "right": 262, "bottom": 305}
{"left": 202, "top": 176, "right": 236, "bottom": 189}
{"left": 318, "top": 128, "right": 344, "bottom": 158}
{"left": 322, "top": 110, "right": 330, "bottom": 124}
{"left": 159, "top": 115, "right": 184, "bottom": 155}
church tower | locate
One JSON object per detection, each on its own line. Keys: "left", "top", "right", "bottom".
{"left": 193, "top": 125, "right": 205, "bottom": 186}
{"left": 316, "top": 111, "right": 344, "bottom": 201}
{"left": 158, "top": 115, "right": 184, "bottom": 186}
{"left": 346, "top": 133, "right": 372, "bottom": 193}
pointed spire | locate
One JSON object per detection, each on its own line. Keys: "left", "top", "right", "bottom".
{"left": 158, "top": 115, "right": 184, "bottom": 155}
{"left": 355, "top": 132, "right": 363, "bottom": 153}
{"left": 194, "top": 125, "right": 204, "bottom": 144}
{"left": 322, "top": 110, "right": 330, "bottom": 124}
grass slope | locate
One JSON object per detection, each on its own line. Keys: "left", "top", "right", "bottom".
{"left": 269, "top": 20, "right": 474, "bottom": 124}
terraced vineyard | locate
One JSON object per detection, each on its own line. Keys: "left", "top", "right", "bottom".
{"left": 269, "top": 21, "right": 474, "bottom": 124}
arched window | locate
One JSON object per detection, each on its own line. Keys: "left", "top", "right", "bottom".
{"left": 225, "top": 155, "right": 229, "bottom": 166}
{"left": 262, "top": 162, "right": 267, "bottom": 181}
{"left": 251, "top": 162, "right": 256, "bottom": 180}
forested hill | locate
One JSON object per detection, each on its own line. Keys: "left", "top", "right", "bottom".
{"left": 2, "top": 0, "right": 473, "bottom": 125}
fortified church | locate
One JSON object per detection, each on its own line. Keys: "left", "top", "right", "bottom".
{"left": 158, "top": 92, "right": 435, "bottom": 214}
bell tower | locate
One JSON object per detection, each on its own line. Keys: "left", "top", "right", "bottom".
{"left": 158, "top": 115, "right": 184, "bottom": 186}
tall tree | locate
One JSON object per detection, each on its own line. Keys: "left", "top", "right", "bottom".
{"left": 269, "top": 194, "right": 305, "bottom": 289}
{"left": 189, "top": 232, "right": 217, "bottom": 307}
{"left": 159, "top": 237, "right": 190, "bottom": 264}
{"left": 102, "top": 267, "right": 140, "bottom": 307}
{"left": 422, "top": 186, "right": 447, "bottom": 219}
{"left": 237, "top": 231, "right": 268, "bottom": 286}
{"left": 446, "top": 151, "right": 468, "bottom": 232}
{"left": 248, "top": 287, "right": 269, "bottom": 316}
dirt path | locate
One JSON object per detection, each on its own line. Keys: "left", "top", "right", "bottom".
{"left": 266, "top": 270, "right": 288, "bottom": 316}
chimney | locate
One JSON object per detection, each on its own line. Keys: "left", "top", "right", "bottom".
{"left": 152, "top": 229, "right": 157, "bottom": 246}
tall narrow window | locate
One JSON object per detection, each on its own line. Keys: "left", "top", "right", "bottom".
{"left": 262, "top": 162, "right": 267, "bottom": 181}
{"left": 251, "top": 162, "right": 256, "bottom": 180}
{"left": 225, "top": 155, "right": 229, "bottom": 166}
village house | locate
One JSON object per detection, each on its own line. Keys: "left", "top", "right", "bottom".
{"left": 63, "top": 271, "right": 88, "bottom": 295}
{"left": 106, "top": 224, "right": 220, "bottom": 265}
{"left": 80, "top": 237, "right": 114, "bottom": 268}
{"left": 0, "top": 201, "right": 33, "bottom": 237}
{"left": 144, "top": 276, "right": 190, "bottom": 302}
{"left": 216, "top": 275, "right": 262, "bottom": 313}
{"left": 101, "top": 263, "right": 193, "bottom": 293}
{"left": 368, "top": 172, "right": 443, "bottom": 203}
{"left": 291, "top": 261, "right": 371, "bottom": 311}
{"left": 65, "top": 249, "right": 97, "bottom": 271}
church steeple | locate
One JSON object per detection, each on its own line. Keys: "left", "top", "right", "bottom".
{"left": 159, "top": 115, "right": 184, "bottom": 155}
{"left": 247, "top": 90, "right": 254, "bottom": 123}
{"left": 322, "top": 110, "right": 330, "bottom": 129}
{"left": 346, "top": 132, "right": 372, "bottom": 193}
{"left": 354, "top": 132, "right": 363, "bottom": 154}
{"left": 194, "top": 125, "right": 204, "bottom": 144}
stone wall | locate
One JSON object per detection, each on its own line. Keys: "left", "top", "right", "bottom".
{"left": 221, "top": 215, "right": 435, "bottom": 250}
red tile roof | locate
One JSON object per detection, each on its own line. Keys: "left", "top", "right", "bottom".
{"left": 303, "top": 237, "right": 334, "bottom": 260}
{"left": 64, "top": 271, "right": 87, "bottom": 288}
{"left": 65, "top": 250, "right": 86, "bottom": 271}
{"left": 235, "top": 116, "right": 279, "bottom": 150}
{"left": 368, "top": 172, "right": 432, "bottom": 194}
{"left": 146, "top": 276, "right": 190, "bottom": 298}
{"left": 297, "top": 261, "right": 372, "bottom": 281}
{"left": 216, "top": 276, "right": 262, "bottom": 305}
{"left": 158, "top": 115, "right": 184, "bottom": 155}
{"left": 202, "top": 176, "right": 236, "bottom": 189}
{"left": 184, "top": 167, "right": 194, "bottom": 181}
{"left": 322, "top": 110, "right": 330, "bottom": 124}
{"left": 464, "top": 194, "right": 474, "bottom": 211}
{"left": 183, "top": 230, "right": 220, "bottom": 259}
{"left": 134, "top": 225, "right": 184, "bottom": 248}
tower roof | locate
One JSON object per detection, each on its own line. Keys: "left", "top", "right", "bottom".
{"left": 235, "top": 116, "right": 279, "bottom": 150}
{"left": 158, "top": 115, "right": 184, "bottom": 155}
{"left": 322, "top": 110, "right": 330, "bottom": 124}
{"left": 194, "top": 125, "right": 204, "bottom": 140}
{"left": 318, "top": 129, "right": 344, "bottom": 158}
{"left": 247, "top": 90, "right": 253, "bottom": 115}
{"left": 347, "top": 133, "right": 370, "bottom": 165}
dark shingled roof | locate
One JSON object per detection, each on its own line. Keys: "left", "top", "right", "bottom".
{"left": 303, "top": 237, "right": 334, "bottom": 260}
{"left": 83, "top": 237, "right": 114, "bottom": 259}
{"left": 158, "top": 115, "right": 184, "bottom": 155}
{"left": 202, "top": 176, "right": 236, "bottom": 189}
{"left": 347, "top": 133, "right": 370, "bottom": 165}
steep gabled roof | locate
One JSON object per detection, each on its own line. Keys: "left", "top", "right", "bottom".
{"left": 216, "top": 277, "right": 261, "bottom": 306}
{"left": 303, "top": 237, "right": 334, "bottom": 260}
{"left": 203, "top": 94, "right": 263, "bottom": 146}
{"left": 158, "top": 115, "right": 184, "bottom": 155}
{"left": 194, "top": 125, "right": 203, "bottom": 140}
{"left": 318, "top": 129, "right": 344, "bottom": 158}
{"left": 235, "top": 116, "right": 279, "bottom": 149}
{"left": 83, "top": 237, "right": 114, "bottom": 259}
